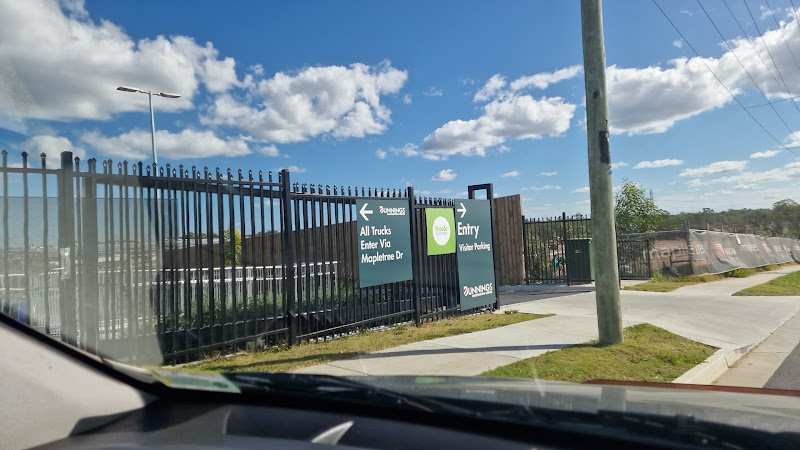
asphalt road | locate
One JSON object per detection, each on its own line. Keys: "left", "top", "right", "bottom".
{"left": 764, "top": 341, "right": 800, "bottom": 390}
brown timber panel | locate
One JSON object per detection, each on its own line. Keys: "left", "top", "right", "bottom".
{"left": 493, "top": 195, "right": 524, "bottom": 285}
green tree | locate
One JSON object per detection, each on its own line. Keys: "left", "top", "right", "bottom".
{"left": 222, "top": 228, "right": 242, "bottom": 266}
{"left": 772, "top": 199, "right": 800, "bottom": 237}
{"left": 613, "top": 181, "right": 667, "bottom": 235}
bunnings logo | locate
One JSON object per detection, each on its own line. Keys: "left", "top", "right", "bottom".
{"left": 463, "top": 283, "right": 493, "bottom": 298}
{"left": 379, "top": 205, "right": 406, "bottom": 216}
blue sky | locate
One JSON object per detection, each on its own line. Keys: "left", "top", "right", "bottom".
{"left": 2, "top": 0, "right": 800, "bottom": 216}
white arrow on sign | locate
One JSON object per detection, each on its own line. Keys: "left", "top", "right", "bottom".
{"left": 456, "top": 202, "right": 467, "bottom": 219}
{"left": 360, "top": 202, "right": 374, "bottom": 221}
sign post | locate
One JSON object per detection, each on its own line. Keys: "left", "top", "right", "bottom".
{"left": 455, "top": 199, "right": 497, "bottom": 310}
{"left": 356, "top": 199, "right": 413, "bottom": 288}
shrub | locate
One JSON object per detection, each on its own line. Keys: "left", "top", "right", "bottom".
{"left": 727, "top": 268, "right": 754, "bottom": 278}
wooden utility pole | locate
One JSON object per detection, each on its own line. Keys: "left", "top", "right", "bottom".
{"left": 580, "top": 0, "right": 623, "bottom": 345}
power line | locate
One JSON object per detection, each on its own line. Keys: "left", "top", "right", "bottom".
{"left": 721, "top": 0, "right": 800, "bottom": 114}
{"left": 697, "top": 0, "right": 800, "bottom": 146}
{"left": 742, "top": 0, "right": 800, "bottom": 111}
{"left": 764, "top": 0, "right": 800, "bottom": 76}
{"left": 791, "top": 0, "right": 800, "bottom": 32}
{"left": 651, "top": 0, "right": 800, "bottom": 158}
{"left": 745, "top": 95, "right": 800, "bottom": 108}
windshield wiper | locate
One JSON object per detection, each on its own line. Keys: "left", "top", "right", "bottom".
{"left": 223, "top": 373, "right": 595, "bottom": 432}
{"left": 222, "top": 372, "right": 477, "bottom": 417}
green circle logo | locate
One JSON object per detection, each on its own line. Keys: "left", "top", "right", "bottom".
{"left": 432, "top": 216, "right": 451, "bottom": 245}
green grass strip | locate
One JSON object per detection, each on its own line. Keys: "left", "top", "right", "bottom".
{"left": 733, "top": 269, "right": 800, "bottom": 296}
{"left": 624, "top": 280, "right": 700, "bottom": 292}
{"left": 625, "top": 263, "right": 797, "bottom": 293}
{"left": 186, "top": 312, "right": 551, "bottom": 373}
{"left": 480, "top": 323, "right": 715, "bottom": 383}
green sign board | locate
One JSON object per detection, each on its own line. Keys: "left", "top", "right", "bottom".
{"left": 425, "top": 208, "right": 455, "bottom": 255}
{"left": 455, "top": 199, "right": 496, "bottom": 310}
{"left": 356, "top": 199, "right": 413, "bottom": 288}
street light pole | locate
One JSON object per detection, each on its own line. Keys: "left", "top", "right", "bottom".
{"left": 117, "top": 86, "right": 180, "bottom": 166}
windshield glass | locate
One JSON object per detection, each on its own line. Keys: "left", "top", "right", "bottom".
{"left": 2, "top": 0, "right": 800, "bottom": 422}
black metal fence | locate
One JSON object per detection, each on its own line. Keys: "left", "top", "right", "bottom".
{"left": 0, "top": 151, "right": 490, "bottom": 364}
{"left": 522, "top": 213, "right": 652, "bottom": 284}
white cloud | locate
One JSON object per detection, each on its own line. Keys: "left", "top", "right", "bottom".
{"left": 607, "top": 61, "right": 733, "bottom": 135}
{"left": 421, "top": 153, "right": 442, "bottom": 161}
{"left": 785, "top": 130, "right": 800, "bottom": 148}
{"left": 437, "top": 189, "right": 452, "bottom": 194}
{"left": 501, "top": 170, "right": 520, "bottom": 178}
{"left": 608, "top": 12, "right": 800, "bottom": 134}
{"left": 685, "top": 178, "right": 707, "bottom": 188}
{"left": 679, "top": 160, "right": 747, "bottom": 177}
{"left": 725, "top": 19, "right": 800, "bottom": 101}
{"left": 473, "top": 74, "right": 506, "bottom": 102}
{"left": 733, "top": 183, "right": 760, "bottom": 190}
{"left": 402, "top": 94, "right": 412, "bottom": 104}
{"left": 257, "top": 144, "right": 279, "bottom": 157}
{"left": 421, "top": 95, "right": 576, "bottom": 158}
{"left": 431, "top": 169, "right": 456, "bottom": 181}
{"left": 508, "top": 65, "right": 583, "bottom": 91}
{"left": 540, "top": 171, "right": 557, "bottom": 176}
{"left": 279, "top": 165, "right": 306, "bottom": 173}
{"left": 417, "top": 190, "right": 431, "bottom": 195}
{"left": 673, "top": 40, "right": 683, "bottom": 48}
{"left": 21, "top": 134, "right": 86, "bottom": 160}
{"left": 572, "top": 186, "right": 590, "bottom": 193}
{"left": 423, "top": 87, "right": 443, "bottom": 96}
{"left": 760, "top": 5, "right": 781, "bottom": 20}
{"left": 633, "top": 159, "right": 684, "bottom": 169}
{"left": 80, "top": 128, "right": 252, "bottom": 160}
{"left": 59, "top": 0, "right": 88, "bottom": 18}
{"left": 611, "top": 161, "right": 629, "bottom": 169}
{"left": 201, "top": 60, "right": 408, "bottom": 143}
{"left": 750, "top": 150, "right": 780, "bottom": 158}
{"left": 419, "top": 66, "right": 584, "bottom": 159}
{"left": 0, "top": 0, "right": 239, "bottom": 122}
{"left": 394, "top": 143, "right": 420, "bottom": 157}
{"left": 379, "top": 143, "right": 435, "bottom": 159}
{"left": 523, "top": 185, "right": 562, "bottom": 191}
{"left": 249, "top": 64, "right": 265, "bottom": 76}
{"left": 686, "top": 162, "right": 800, "bottom": 187}
{"left": 715, "top": 162, "right": 800, "bottom": 184}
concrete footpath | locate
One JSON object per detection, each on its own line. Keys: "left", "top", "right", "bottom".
{"left": 295, "top": 266, "right": 800, "bottom": 384}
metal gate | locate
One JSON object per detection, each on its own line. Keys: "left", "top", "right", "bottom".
{"left": 522, "top": 213, "right": 653, "bottom": 284}
{"left": 522, "top": 213, "right": 591, "bottom": 285}
{"left": 616, "top": 239, "right": 652, "bottom": 280}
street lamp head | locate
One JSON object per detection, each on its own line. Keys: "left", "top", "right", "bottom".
{"left": 117, "top": 86, "right": 143, "bottom": 93}
{"left": 115, "top": 85, "right": 179, "bottom": 166}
